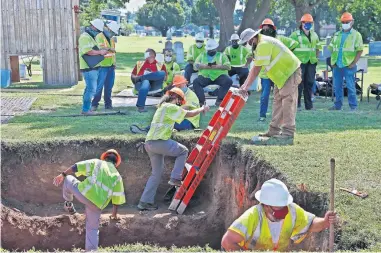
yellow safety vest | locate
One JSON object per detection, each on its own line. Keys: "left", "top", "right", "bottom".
{"left": 184, "top": 89, "right": 200, "bottom": 128}
{"left": 164, "top": 61, "right": 181, "bottom": 86}
{"left": 75, "top": 159, "right": 126, "bottom": 210}
{"left": 194, "top": 52, "right": 231, "bottom": 81}
{"left": 290, "top": 30, "right": 320, "bottom": 64}
{"left": 229, "top": 204, "right": 314, "bottom": 252}
{"left": 328, "top": 29, "right": 364, "bottom": 67}
{"left": 224, "top": 46, "right": 251, "bottom": 67}
{"left": 95, "top": 33, "right": 115, "bottom": 67}
{"left": 254, "top": 34, "right": 301, "bottom": 89}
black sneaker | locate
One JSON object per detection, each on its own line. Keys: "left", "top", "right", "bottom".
{"left": 328, "top": 106, "right": 342, "bottom": 111}
{"left": 64, "top": 201, "right": 76, "bottom": 215}
{"left": 137, "top": 201, "right": 158, "bottom": 211}
{"left": 105, "top": 105, "right": 113, "bottom": 110}
{"left": 137, "top": 107, "right": 148, "bottom": 113}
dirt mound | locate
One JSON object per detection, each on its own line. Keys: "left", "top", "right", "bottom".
{"left": 1, "top": 139, "right": 329, "bottom": 251}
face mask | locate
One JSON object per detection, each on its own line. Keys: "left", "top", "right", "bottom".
{"left": 144, "top": 52, "right": 150, "bottom": 59}
{"left": 232, "top": 41, "right": 239, "bottom": 49}
{"left": 103, "top": 30, "right": 113, "bottom": 39}
{"left": 196, "top": 42, "right": 203, "bottom": 48}
{"left": 180, "top": 87, "right": 188, "bottom": 93}
{"left": 176, "top": 98, "right": 183, "bottom": 106}
{"left": 342, "top": 22, "right": 351, "bottom": 30}
{"left": 85, "top": 26, "right": 100, "bottom": 38}
{"left": 303, "top": 23, "right": 313, "bottom": 31}
{"left": 261, "top": 29, "right": 276, "bottom": 38}
{"left": 270, "top": 206, "right": 289, "bottom": 220}
{"left": 207, "top": 50, "right": 217, "bottom": 57}
{"left": 165, "top": 56, "right": 172, "bottom": 62}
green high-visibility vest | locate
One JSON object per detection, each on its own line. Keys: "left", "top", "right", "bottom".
{"left": 78, "top": 33, "right": 100, "bottom": 70}
{"left": 328, "top": 29, "right": 364, "bottom": 67}
{"left": 254, "top": 34, "right": 301, "bottom": 89}
{"left": 95, "top": 33, "right": 116, "bottom": 67}
{"left": 75, "top": 159, "right": 126, "bottom": 210}
{"left": 187, "top": 44, "right": 206, "bottom": 62}
{"left": 290, "top": 30, "right": 321, "bottom": 64}
{"left": 194, "top": 52, "right": 231, "bottom": 81}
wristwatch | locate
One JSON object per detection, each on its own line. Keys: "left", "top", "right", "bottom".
{"left": 61, "top": 172, "right": 67, "bottom": 177}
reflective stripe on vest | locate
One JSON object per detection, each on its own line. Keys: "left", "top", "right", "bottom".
{"left": 331, "top": 31, "right": 356, "bottom": 52}
{"left": 80, "top": 160, "right": 125, "bottom": 208}
{"left": 248, "top": 204, "right": 297, "bottom": 250}
{"left": 294, "top": 30, "right": 316, "bottom": 52}
{"left": 264, "top": 51, "right": 285, "bottom": 72}
{"left": 136, "top": 61, "right": 163, "bottom": 74}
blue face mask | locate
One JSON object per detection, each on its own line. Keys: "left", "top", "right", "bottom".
{"left": 180, "top": 87, "right": 188, "bottom": 93}
{"left": 303, "top": 23, "right": 313, "bottom": 30}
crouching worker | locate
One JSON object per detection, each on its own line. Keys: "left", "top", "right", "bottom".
{"left": 221, "top": 178, "right": 336, "bottom": 251}
{"left": 138, "top": 87, "right": 210, "bottom": 210}
{"left": 53, "top": 149, "right": 126, "bottom": 251}
{"left": 167, "top": 75, "right": 201, "bottom": 131}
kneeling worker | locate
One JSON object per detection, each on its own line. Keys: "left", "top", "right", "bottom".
{"left": 222, "top": 178, "right": 337, "bottom": 251}
{"left": 138, "top": 87, "right": 209, "bottom": 210}
{"left": 53, "top": 149, "right": 126, "bottom": 251}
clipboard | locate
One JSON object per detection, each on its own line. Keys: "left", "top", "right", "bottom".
{"left": 82, "top": 45, "right": 104, "bottom": 68}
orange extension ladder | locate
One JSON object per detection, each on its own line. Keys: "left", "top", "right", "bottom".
{"left": 168, "top": 88, "right": 248, "bottom": 214}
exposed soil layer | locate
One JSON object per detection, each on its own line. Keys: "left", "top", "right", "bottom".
{"left": 1, "top": 139, "right": 329, "bottom": 251}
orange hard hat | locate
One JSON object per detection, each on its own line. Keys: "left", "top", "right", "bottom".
{"left": 301, "top": 14, "right": 313, "bottom": 22}
{"left": 341, "top": 12, "right": 353, "bottom": 22}
{"left": 259, "top": 18, "right": 276, "bottom": 30}
{"left": 172, "top": 75, "right": 188, "bottom": 87}
{"left": 166, "top": 87, "right": 186, "bottom": 105}
{"left": 100, "top": 149, "right": 122, "bottom": 167}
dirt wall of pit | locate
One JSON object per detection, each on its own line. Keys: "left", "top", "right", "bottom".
{"left": 1, "top": 139, "right": 329, "bottom": 251}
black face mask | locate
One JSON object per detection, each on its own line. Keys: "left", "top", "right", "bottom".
{"left": 261, "top": 28, "right": 276, "bottom": 38}
{"left": 232, "top": 41, "right": 239, "bottom": 49}
{"left": 207, "top": 50, "right": 217, "bottom": 56}
{"left": 103, "top": 30, "right": 114, "bottom": 39}
{"left": 85, "top": 26, "right": 101, "bottom": 39}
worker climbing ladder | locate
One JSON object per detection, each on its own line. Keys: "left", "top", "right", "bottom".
{"left": 169, "top": 88, "right": 248, "bottom": 214}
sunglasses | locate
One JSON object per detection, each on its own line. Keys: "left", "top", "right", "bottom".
{"left": 196, "top": 40, "right": 204, "bottom": 43}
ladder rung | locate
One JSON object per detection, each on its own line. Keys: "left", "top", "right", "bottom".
{"left": 185, "top": 163, "right": 192, "bottom": 171}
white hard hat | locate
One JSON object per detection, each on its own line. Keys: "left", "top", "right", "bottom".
{"left": 239, "top": 28, "right": 262, "bottom": 45}
{"left": 255, "top": 178, "right": 293, "bottom": 207}
{"left": 106, "top": 21, "right": 120, "bottom": 34}
{"left": 205, "top": 39, "right": 219, "bottom": 50}
{"left": 90, "top": 19, "right": 104, "bottom": 32}
{"left": 230, "top": 33, "right": 240, "bottom": 41}
{"left": 195, "top": 32, "right": 205, "bottom": 41}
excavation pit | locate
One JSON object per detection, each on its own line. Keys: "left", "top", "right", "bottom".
{"left": 1, "top": 139, "right": 329, "bottom": 251}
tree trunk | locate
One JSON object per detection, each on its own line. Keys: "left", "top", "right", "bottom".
{"left": 290, "top": 0, "right": 321, "bottom": 23}
{"left": 238, "top": 0, "right": 271, "bottom": 34}
{"left": 158, "top": 27, "right": 167, "bottom": 37}
{"left": 212, "top": 0, "right": 235, "bottom": 51}
{"left": 313, "top": 11, "right": 321, "bottom": 37}
{"left": 209, "top": 25, "right": 214, "bottom": 38}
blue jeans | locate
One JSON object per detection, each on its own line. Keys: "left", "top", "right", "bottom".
{"left": 228, "top": 67, "right": 249, "bottom": 85}
{"left": 135, "top": 71, "right": 165, "bottom": 108}
{"left": 174, "top": 119, "right": 194, "bottom": 131}
{"left": 92, "top": 66, "right": 115, "bottom": 108}
{"left": 312, "top": 80, "right": 317, "bottom": 94}
{"left": 259, "top": 78, "right": 273, "bottom": 118}
{"left": 333, "top": 65, "right": 357, "bottom": 109}
{"left": 82, "top": 69, "right": 99, "bottom": 112}
{"left": 184, "top": 63, "right": 197, "bottom": 82}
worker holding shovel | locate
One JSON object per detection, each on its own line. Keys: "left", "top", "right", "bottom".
{"left": 53, "top": 149, "right": 126, "bottom": 251}
{"left": 138, "top": 87, "right": 210, "bottom": 211}
{"left": 221, "top": 178, "right": 337, "bottom": 251}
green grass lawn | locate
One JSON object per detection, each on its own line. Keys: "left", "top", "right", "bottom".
{"left": 2, "top": 36, "right": 381, "bottom": 251}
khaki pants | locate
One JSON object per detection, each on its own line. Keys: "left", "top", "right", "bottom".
{"left": 268, "top": 68, "right": 302, "bottom": 137}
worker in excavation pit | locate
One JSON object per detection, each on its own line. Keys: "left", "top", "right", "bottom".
{"left": 138, "top": 87, "right": 210, "bottom": 211}
{"left": 53, "top": 149, "right": 126, "bottom": 251}
{"left": 221, "top": 178, "right": 337, "bottom": 251}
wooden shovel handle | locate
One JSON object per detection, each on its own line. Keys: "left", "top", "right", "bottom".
{"left": 329, "top": 158, "right": 335, "bottom": 252}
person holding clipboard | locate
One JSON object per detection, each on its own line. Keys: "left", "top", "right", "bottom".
{"left": 79, "top": 18, "right": 109, "bottom": 115}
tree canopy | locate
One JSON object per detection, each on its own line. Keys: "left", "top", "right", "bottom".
{"left": 136, "top": 0, "right": 185, "bottom": 36}
{"left": 191, "top": 0, "right": 219, "bottom": 38}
